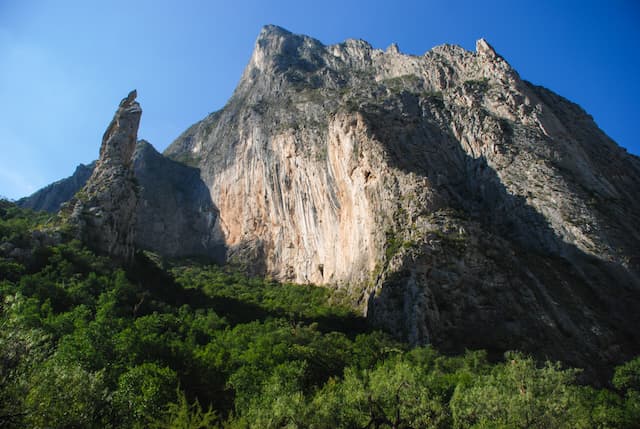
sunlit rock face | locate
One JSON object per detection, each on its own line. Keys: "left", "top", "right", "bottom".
{"left": 165, "top": 26, "right": 640, "bottom": 378}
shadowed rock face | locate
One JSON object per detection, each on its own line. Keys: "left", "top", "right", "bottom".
{"left": 133, "top": 140, "right": 225, "bottom": 260}
{"left": 164, "top": 26, "right": 640, "bottom": 379}
{"left": 67, "top": 90, "right": 141, "bottom": 263}
{"left": 17, "top": 162, "right": 96, "bottom": 213}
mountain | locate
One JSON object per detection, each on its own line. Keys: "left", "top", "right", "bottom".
{"left": 19, "top": 25, "right": 640, "bottom": 378}
{"left": 17, "top": 162, "right": 95, "bottom": 212}
{"left": 164, "top": 25, "right": 640, "bottom": 375}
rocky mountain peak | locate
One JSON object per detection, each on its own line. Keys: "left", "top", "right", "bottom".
{"left": 475, "top": 37, "right": 498, "bottom": 58}
{"left": 386, "top": 42, "right": 401, "bottom": 54}
{"left": 99, "top": 89, "right": 141, "bottom": 167}
{"left": 258, "top": 24, "right": 293, "bottom": 40}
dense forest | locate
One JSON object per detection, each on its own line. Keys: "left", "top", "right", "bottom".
{"left": 1, "top": 199, "right": 639, "bottom": 428}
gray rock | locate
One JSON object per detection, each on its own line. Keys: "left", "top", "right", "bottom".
{"left": 17, "top": 162, "right": 95, "bottom": 212}
{"left": 18, "top": 139, "right": 225, "bottom": 261}
{"left": 65, "top": 90, "right": 141, "bottom": 263}
{"left": 476, "top": 38, "right": 498, "bottom": 58}
{"left": 386, "top": 43, "right": 400, "bottom": 54}
{"left": 133, "top": 140, "right": 225, "bottom": 260}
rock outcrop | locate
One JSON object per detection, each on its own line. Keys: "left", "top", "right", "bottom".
{"left": 65, "top": 90, "right": 141, "bottom": 263}
{"left": 164, "top": 26, "right": 640, "bottom": 378}
{"left": 21, "top": 139, "right": 225, "bottom": 260}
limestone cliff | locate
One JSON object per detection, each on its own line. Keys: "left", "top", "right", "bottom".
{"left": 66, "top": 90, "right": 141, "bottom": 263}
{"left": 165, "top": 26, "right": 640, "bottom": 376}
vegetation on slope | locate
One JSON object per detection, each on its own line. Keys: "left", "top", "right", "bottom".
{"left": 0, "top": 200, "right": 639, "bottom": 428}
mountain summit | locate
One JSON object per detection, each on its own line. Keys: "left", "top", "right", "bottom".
{"left": 21, "top": 26, "right": 640, "bottom": 378}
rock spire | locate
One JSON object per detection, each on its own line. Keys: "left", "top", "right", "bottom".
{"left": 68, "top": 90, "right": 141, "bottom": 263}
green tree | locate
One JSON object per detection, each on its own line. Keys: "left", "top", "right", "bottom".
{"left": 0, "top": 323, "right": 49, "bottom": 428}
{"left": 152, "top": 388, "right": 218, "bottom": 429}
{"left": 573, "top": 386, "right": 627, "bottom": 428}
{"left": 24, "top": 355, "right": 108, "bottom": 428}
{"left": 311, "top": 357, "right": 448, "bottom": 428}
{"left": 113, "top": 363, "right": 178, "bottom": 428}
{"left": 450, "top": 351, "right": 585, "bottom": 428}
{"left": 235, "top": 360, "right": 309, "bottom": 428}
{"left": 613, "top": 357, "right": 640, "bottom": 427}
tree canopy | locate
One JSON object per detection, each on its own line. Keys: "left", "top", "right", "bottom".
{"left": 1, "top": 200, "right": 639, "bottom": 428}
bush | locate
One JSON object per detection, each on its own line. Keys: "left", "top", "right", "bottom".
{"left": 25, "top": 356, "right": 108, "bottom": 428}
{"left": 113, "top": 363, "right": 178, "bottom": 427}
{"left": 451, "top": 352, "right": 585, "bottom": 428}
{"left": 1, "top": 203, "right": 639, "bottom": 427}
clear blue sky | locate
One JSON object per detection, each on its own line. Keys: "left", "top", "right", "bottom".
{"left": 1, "top": 0, "right": 638, "bottom": 200}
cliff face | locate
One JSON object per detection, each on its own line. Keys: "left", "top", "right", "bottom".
{"left": 164, "top": 26, "right": 640, "bottom": 375}
{"left": 66, "top": 90, "right": 141, "bottom": 263}
{"left": 133, "top": 140, "right": 225, "bottom": 260}
{"left": 168, "top": 27, "right": 640, "bottom": 283}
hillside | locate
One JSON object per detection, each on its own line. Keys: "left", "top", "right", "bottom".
{"left": 1, "top": 200, "right": 640, "bottom": 427}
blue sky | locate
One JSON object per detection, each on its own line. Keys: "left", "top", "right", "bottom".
{"left": 1, "top": 0, "right": 638, "bottom": 200}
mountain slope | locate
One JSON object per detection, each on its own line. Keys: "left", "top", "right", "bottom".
{"left": 132, "top": 140, "right": 225, "bottom": 260}
{"left": 164, "top": 26, "right": 640, "bottom": 375}
{"left": 17, "top": 162, "right": 95, "bottom": 213}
